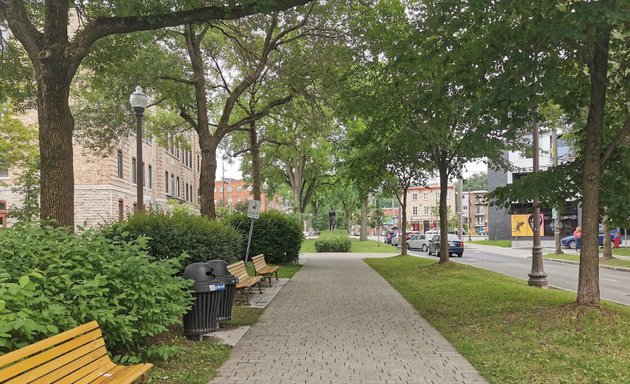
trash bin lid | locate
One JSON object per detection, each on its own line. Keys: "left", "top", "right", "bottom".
{"left": 183, "top": 262, "right": 215, "bottom": 282}
{"left": 207, "top": 259, "right": 234, "bottom": 278}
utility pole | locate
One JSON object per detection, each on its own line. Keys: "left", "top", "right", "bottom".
{"left": 552, "top": 128, "right": 563, "bottom": 255}
{"left": 528, "top": 116, "right": 548, "bottom": 288}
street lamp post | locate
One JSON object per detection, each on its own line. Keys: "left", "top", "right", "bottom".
{"left": 130, "top": 86, "right": 148, "bottom": 213}
{"left": 528, "top": 116, "right": 548, "bottom": 288}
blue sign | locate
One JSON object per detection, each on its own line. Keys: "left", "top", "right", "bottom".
{"left": 209, "top": 283, "right": 225, "bottom": 292}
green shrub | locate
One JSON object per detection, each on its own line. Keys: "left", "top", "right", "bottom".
{"left": 314, "top": 230, "right": 352, "bottom": 252}
{"left": 106, "top": 211, "right": 243, "bottom": 266}
{"left": 226, "top": 211, "right": 303, "bottom": 264}
{"left": 0, "top": 224, "right": 193, "bottom": 355}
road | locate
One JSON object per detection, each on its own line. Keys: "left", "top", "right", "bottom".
{"left": 407, "top": 243, "right": 630, "bottom": 306}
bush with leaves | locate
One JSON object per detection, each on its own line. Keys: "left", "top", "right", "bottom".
{"left": 0, "top": 224, "right": 193, "bottom": 355}
{"left": 314, "top": 230, "right": 352, "bottom": 252}
{"left": 105, "top": 211, "right": 244, "bottom": 266}
{"left": 227, "top": 211, "right": 303, "bottom": 264}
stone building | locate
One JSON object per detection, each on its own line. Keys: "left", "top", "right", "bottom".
{"left": 0, "top": 123, "right": 202, "bottom": 228}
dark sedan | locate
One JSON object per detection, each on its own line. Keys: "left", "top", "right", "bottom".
{"left": 427, "top": 234, "right": 464, "bottom": 257}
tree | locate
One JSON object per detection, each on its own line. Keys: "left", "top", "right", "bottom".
{"left": 0, "top": 0, "right": 311, "bottom": 228}
{"left": 463, "top": 173, "right": 487, "bottom": 192}
{"left": 469, "top": 1, "right": 629, "bottom": 304}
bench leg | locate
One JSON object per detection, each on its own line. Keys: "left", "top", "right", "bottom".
{"left": 257, "top": 280, "right": 263, "bottom": 293}
{"left": 267, "top": 274, "right": 272, "bottom": 287}
{"left": 275, "top": 270, "right": 279, "bottom": 281}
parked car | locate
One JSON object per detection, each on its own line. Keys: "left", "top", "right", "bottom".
{"left": 392, "top": 231, "right": 421, "bottom": 247}
{"left": 561, "top": 232, "right": 619, "bottom": 249}
{"left": 427, "top": 234, "right": 464, "bottom": 257}
{"left": 407, "top": 233, "right": 437, "bottom": 252}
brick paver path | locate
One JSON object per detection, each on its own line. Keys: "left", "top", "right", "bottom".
{"left": 210, "top": 254, "right": 487, "bottom": 384}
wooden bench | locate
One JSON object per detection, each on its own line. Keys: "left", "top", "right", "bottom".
{"left": 0, "top": 321, "right": 152, "bottom": 384}
{"left": 227, "top": 260, "right": 263, "bottom": 303}
{"left": 252, "top": 254, "right": 279, "bottom": 287}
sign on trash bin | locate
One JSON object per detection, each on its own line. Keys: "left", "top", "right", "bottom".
{"left": 209, "top": 283, "right": 225, "bottom": 292}
{"left": 247, "top": 200, "right": 260, "bottom": 219}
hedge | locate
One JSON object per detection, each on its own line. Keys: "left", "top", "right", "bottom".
{"left": 0, "top": 224, "right": 192, "bottom": 355}
{"left": 314, "top": 230, "right": 352, "bottom": 252}
{"left": 106, "top": 211, "right": 244, "bottom": 266}
{"left": 226, "top": 211, "right": 303, "bottom": 264}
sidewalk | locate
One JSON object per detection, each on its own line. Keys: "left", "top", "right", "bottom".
{"left": 210, "top": 253, "right": 486, "bottom": 384}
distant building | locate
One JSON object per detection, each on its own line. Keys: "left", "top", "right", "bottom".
{"left": 213, "top": 179, "right": 269, "bottom": 212}
{"left": 404, "top": 184, "right": 457, "bottom": 232}
{"left": 487, "top": 132, "right": 577, "bottom": 240}
{"left": 462, "top": 191, "right": 489, "bottom": 235}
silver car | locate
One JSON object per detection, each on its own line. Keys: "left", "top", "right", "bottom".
{"left": 407, "top": 233, "right": 436, "bottom": 252}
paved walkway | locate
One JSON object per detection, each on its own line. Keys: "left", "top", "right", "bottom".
{"left": 210, "top": 253, "right": 486, "bottom": 384}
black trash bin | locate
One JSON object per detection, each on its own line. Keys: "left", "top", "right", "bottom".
{"left": 206, "top": 259, "right": 237, "bottom": 321}
{"left": 182, "top": 262, "right": 226, "bottom": 340}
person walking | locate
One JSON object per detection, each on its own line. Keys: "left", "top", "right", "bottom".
{"left": 573, "top": 226, "right": 582, "bottom": 251}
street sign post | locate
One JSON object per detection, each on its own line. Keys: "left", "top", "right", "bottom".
{"left": 245, "top": 200, "right": 261, "bottom": 262}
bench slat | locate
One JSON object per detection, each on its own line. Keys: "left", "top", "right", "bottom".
{"left": 99, "top": 364, "right": 153, "bottom": 384}
{"left": 54, "top": 354, "right": 115, "bottom": 384}
{"left": 31, "top": 353, "right": 112, "bottom": 384}
{"left": 0, "top": 321, "right": 100, "bottom": 370}
{"left": 0, "top": 329, "right": 103, "bottom": 383}
{"left": 87, "top": 365, "right": 125, "bottom": 384}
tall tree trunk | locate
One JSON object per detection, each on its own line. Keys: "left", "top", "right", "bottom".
{"left": 438, "top": 163, "right": 450, "bottom": 264}
{"left": 249, "top": 121, "right": 262, "bottom": 201}
{"left": 360, "top": 194, "right": 368, "bottom": 241}
{"left": 577, "top": 23, "right": 610, "bottom": 306}
{"left": 400, "top": 188, "right": 408, "bottom": 255}
{"left": 37, "top": 75, "right": 75, "bottom": 228}
{"left": 199, "top": 137, "right": 219, "bottom": 218}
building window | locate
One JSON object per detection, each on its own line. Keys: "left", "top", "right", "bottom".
{"left": 227, "top": 186, "right": 232, "bottom": 193}
{"left": 165, "top": 172, "right": 169, "bottom": 194}
{"left": 176, "top": 177, "right": 180, "bottom": 197}
{"left": 131, "top": 157, "right": 137, "bottom": 184}
{"left": 142, "top": 161, "right": 145, "bottom": 188}
{"left": 423, "top": 193, "right": 429, "bottom": 200}
{"left": 148, "top": 165, "right": 153, "bottom": 189}
{"left": 190, "top": 185, "right": 193, "bottom": 202}
{"left": 412, "top": 193, "right": 418, "bottom": 201}
{"left": 185, "top": 182, "right": 189, "bottom": 201}
{"left": 237, "top": 186, "right": 243, "bottom": 192}
{"left": 424, "top": 206, "right": 429, "bottom": 215}
{"left": 412, "top": 206, "right": 418, "bottom": 215}
{"left": 116, "top": 150, "right": 123, "bottom": 179}
{"left": 171, "top": 174, "right": 175, "bottom": 194}
{"left": 118, "top": 199, "right": 124, "bottom": 222}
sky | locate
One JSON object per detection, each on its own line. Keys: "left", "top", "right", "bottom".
{"left": 216, "top": 152, "right": 488, "bottom": 181}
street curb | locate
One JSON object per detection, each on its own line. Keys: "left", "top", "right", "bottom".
{"left": 542, "top": 257, "right": 630, "bottom": 273}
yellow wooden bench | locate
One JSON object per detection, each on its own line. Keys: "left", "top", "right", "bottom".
{"left": 0, "top": 321, "right": 152, "bottom": 384}
{"left": 227, "top": 260, "right": 263, "bottom": 303}
{"left": 251, "top": 254, "right": 279, "bottom": 287}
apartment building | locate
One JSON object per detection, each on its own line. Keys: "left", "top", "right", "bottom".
{"left": 213, "top": 179, "right": 268, "bottom": 212}
{"left": 462, "top": 191, "right": 489, "bottom": 235}
{"left": 0, "top": 125, "right": 202, "bottom": 228}
{"left": 405, "top": 184, "right": 457, "bottom": 232}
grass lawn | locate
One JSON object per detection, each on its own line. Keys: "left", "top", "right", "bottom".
{"left": 610, "top": 247, "right": 630, "bottom": 256}
{"left": 365, "top": 256, "right": 630, "bottom": 384}
{"left": 544, "top": 253, "right": 630, "bottom": 269}
{"left": 147, "top": 306, "right": 264, "bottom": 384}
{"left": 469, "top": 239, "right": 512, "bottom": 247}
{"left": 301, "top": 238, "right": 398, "bottom": 253}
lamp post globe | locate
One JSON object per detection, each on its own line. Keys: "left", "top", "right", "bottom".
{"left": 129, "top": 86, "right": 148, "bottom": 213}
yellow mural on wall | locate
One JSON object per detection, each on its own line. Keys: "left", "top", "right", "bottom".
{"left": 511, "top": 214, "right": 544, "bottom": 237}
